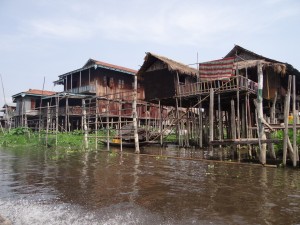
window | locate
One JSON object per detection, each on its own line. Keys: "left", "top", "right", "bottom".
{"left": 179, "top": 76, "right": 185, "bottom": 84}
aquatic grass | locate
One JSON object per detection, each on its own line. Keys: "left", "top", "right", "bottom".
{"left": 0, "top": 128, "right": 114, "bottom": 150}
{"left": 272, "top": 129, "right": 300, "bottom": 156}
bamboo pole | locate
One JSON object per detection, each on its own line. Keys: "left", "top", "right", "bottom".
{"left": 39, "top": 77, "right": 45, "bottom": 138}
{"left": 283, "top": 75, "right": 292, "bottom": 166}
{"left": 65, "top": 97, "right": 68, "bottom": 132}
{"left": 218, "top": 81, "right": 222, "bottom": 141}
{"left": 209, "top": 88, "right": 214, "bottom": 144}
{"left": 270, "top": 91, "right": 278, "bottom": 123}
{"left": 82, "top": 99, "right": 88, "bottom": 149}
{"left": 95, "top": 99, "right": 98, "bottom": 150}
{"left": 292, "top": 75, "right": 298, "bottom": 167}
{"left": 55, "top": 96, "right": 59, "bottom": 146}
{"left": 133, "top": 74, "right": 140, "bottom": 153}
{"left": 231, "top": 99, "right": 236, "bottom": 140}
{"left": 198, "top": 97, "right": 203, "bottom": 147}
{"left": 236, "top": 76, "right": 241, "bottom": 141}
{"left": 159, "top": 100, "right": 163, "bottom": 146}
{"left": 257, "top": 62, "right": 267, "bottom": 165}
{"left": 119, "top": 100, "right": 123, "bottom": 152}
{"left": 175, "top": 97, "right": 180, "bottom": 145}
{"left": 46, "top": 102, "right": 50, "bottom": 147}
{"left": 106, "top": 101, "right": 110, "bottom": 151}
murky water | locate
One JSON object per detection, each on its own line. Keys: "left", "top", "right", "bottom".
{"left": 0, "top": 146, "right": 299, "bottom": 225}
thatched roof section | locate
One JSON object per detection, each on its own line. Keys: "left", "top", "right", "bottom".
{"left": 234, "top": 60, "right": 287, "bottom": 75}
{"left": 137, "top": 52, "right": 199, "bottom": 77}
{"left": 225, "top": 45, "right": 284, "bottom": 64}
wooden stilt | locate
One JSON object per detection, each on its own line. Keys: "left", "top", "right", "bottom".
{"left": 292, "top": 75, "right": 298, "bottom": 167}
{"left": 95, "top": 99, "right": 98, "bottom": 150}
{"left": 198, "top": 98, "right": 203, "bottom": 147}
{"left": 55, "top": 96, "right": 59, "bottom": 146}
{"left": 82, "top": 99, "right": 88, "bottom": 149}
{"left": 133, "top": 74, "right": 140, "bottom": 153}
{"left": 175, "top": 97, "right": 180, "bottom": 146}
{"left": 119, "top": 100, "right": 123, "bottom": 152}
{"left": 46, "top": 102, "right": 50, "bottom": 147}
{"left": 270, "top": 91, "right": 278, "bottom": 123}
{"left": 218, "top": 88, "right": 222, "bottom": 141}
{"left": 65, "top": 97, "right": 68, "bottom": 132}
{"left": 159, "top": 100, "right": 163, "bottom": 146}
{"left": 209, "top": 88, "right": 214, "bottom": 145}
{"left": 230, "top": 99, "right": 236, "bottom": 140}
{"left": 257, "top": 62, "right": 267, "bottom": 165}
{"left": 106, "top": 101, "right": 110, "bottom": 151}
{"left": 283, "top": 75, "right": 292, "bottom": 166}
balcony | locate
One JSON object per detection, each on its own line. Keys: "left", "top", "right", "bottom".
{"left": 66, "top": 85, "right": 96, "bottom": 94}
{"left": 177, "top": 75, "right": 258, "bottom": 98}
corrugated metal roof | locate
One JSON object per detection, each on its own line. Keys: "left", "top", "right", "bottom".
{"left": 86, "top": 59, "right": 137, "bottom": 74}
{"left": 12, "top": 89, "right": 56, "bottom": 98}
{"left": 56, "top": 58, "right": 137, "bottom": 82}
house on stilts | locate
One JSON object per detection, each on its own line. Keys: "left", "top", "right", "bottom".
{"left": 137, "top": 45, "right": 300, "bottom": 165}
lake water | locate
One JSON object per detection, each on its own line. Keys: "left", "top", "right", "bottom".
{"left": 0, "top": 146, "right": 299, "bottom": 225}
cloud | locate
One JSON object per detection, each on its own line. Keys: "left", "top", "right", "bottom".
{"left": 3, "top": 0, "right": 300, "bottom": 49}
{"left": 28, "top": 19, "right": 93, "bottom": 40}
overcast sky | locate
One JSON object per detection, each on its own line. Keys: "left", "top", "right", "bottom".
{"left": 0, "top": 0, "right": 299, "bottom": 107}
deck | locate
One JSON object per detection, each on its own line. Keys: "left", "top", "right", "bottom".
{"left": 177, "top": 75, "right": 258, "bottom": 98}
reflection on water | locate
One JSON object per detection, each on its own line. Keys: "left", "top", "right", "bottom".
{"left": 0, "top": 146, "right": 299, "bottom": 225}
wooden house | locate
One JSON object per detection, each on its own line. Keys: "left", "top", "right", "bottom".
{"left": 0, "top": 104, "right": 16, "bottom": 129}
{"left": 52, "top": 58, "right": 165, "bottom": 131}
{"left": 12, "top": 89, "right": 56, "bottom": 129}
{"left": 137, "top": 52, "right": 199, "bottom": 106}
{"left": 223, "top": 45, "right": 300, "bottom": 118}
{"left": 225, "top": 45, "right": 300, "bottom": 100}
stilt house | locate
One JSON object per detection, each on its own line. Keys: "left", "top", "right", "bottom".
{"left": 12, "top": 89, "right": 56, "bottom": 129}
{"left": 137, "top": 52, "right": 199, "bottom": 107}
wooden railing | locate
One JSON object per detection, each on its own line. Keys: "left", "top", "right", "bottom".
{"left": 66, "top": 85, "right": 96, "bottom": 94}
{"left": 178, "top": 75, "right": 258, "bottom": 97}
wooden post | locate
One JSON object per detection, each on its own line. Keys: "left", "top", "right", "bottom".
{"left": 175, "top": 97, "right": 180, "bottom": 145}
{"left": 198, "top": 97, "right": 203, "bottom": 147}
{"left": 257, "top": 62, "right": 267, "bottom": 165}
{"left": 236, "top": 76, "right": 241, "bottom": 141}
{"left": 133, "top": 74, "right": 140, "bottom": 153}
{"left": 82, "top": 99, "right": 88, "bottom": 149}
{"left": 241, "top": 102, "right": 245, "bottom": 138}
{"left": 230, "top": 99, "right": 236, "bottom": 140}
{"left": 159, "top": 100, "right": 163, "bottom": 146}
{"left": 55, "top": 96, "right": 59, "bottom": 146}
{"left": 218, "top": 81, "right": 222, "bottom": 141}
{"left": 95, "top": 99, "right": 98, "bottom": 150}
{"left": 270, "top": 91, "right": 278, "bottom": 124}
{"left": 119, "top": 100, "right": 123, "bottom": 152}
{"left": 106, "top": 101, "right": 110, "bottom": 151}
{"left": 145, "top": 102, "right": 149, "bottom": 142}
{"left": 209, "top": 88, "right": 214, "bottom": 144}
{"left": 292, "top": 75, "right": 298, "bottom": 167}
{"left": 283, "top": 75, "right": 292, "bottom": 166}
{"left": 46, "top": 102, "right": 50, "bottom": 147}
{"left": 65, "top": 97, "right": 68, "bottom": 132}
